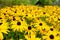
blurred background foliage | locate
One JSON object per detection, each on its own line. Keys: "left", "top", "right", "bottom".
{"left": 0, "top": 0, "right": 60, "bottom": 8}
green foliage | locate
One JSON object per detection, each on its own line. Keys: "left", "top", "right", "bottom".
{"left": 39, "top": 16, "right": 49, "bottom": 21}
{"left": 12, "top": 0, "right": 38, "bottom": 5}
{"left": 39, "top": 0, "right": 55, "bottom": 5}
{"left": 3, "top": 29, "right": 26, "bottom": 40}
{"left": 45, "top": 22, "right": 52, "bottom": 26}
{"left": 25, "top": 17, "right": 34, "bottom": 25}
{"left": 39, "top": 16, "right": 52, "bottom": 26}
{"left": 0, "top": 0, "right": 39, "bottom": 5}
{"left": 36, "top": 31, "right": 42, "bottom": 38}
{"left": 30, "top": 0, "right": 39, "bottom": 5}
{"left": 0, "top": 0, "right": 57, "bottom": 7}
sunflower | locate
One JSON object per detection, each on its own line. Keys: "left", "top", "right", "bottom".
{"left": 0, "top": 5, "right": 60, "bottom": 40}
{"left": 0, "top": 7, "right": 11, "bottom": 13}
{"left": 42, "top": 29, "right": 60, "bottom": 40}
{"left": 0, "top": 19, "right": 9, "bottom": 40}
{"left": 0, "top": 20, "right": 9, "bottom": 33}
{"left": 25, "top": 34, "right": 31, "bottom": 40}
{"left": 0, "top": 32, "right": 3, "bottom": 40}
{"left": 11, "top": 5, "right": 27, "bottom": 17}
{"left": 25, "top": 29, "right": 41, "bottom": 40}
{"left": 24, "top": 24, "right": 36, "bottom": 35}
{"left": 11, "top": 18, "right": 27, "bottom": 32}
{"left": 32, "top": 18, "right": 50, "bottom": 34}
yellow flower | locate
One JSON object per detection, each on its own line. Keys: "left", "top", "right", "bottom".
{"left": 0, "top": 32, "right": 3, "bottom": 40}
{"left": 25, "top": 35, "right": 31, "bottom": 40}
{"left": 42, "top": 30, "right": 60, "bottom": 40}
{"left": 0, "top": 20, "right": 9, "bottom": 34}
{"left": 0, "top": 19, "right": 9, "bottom": 40}
{"left": 25, "top": 31, "right": 41, "bottom": 40}
{"left": 33, "top": 18, "right": 50, "bottom": 34}
{"left": 24, "top": 24, "right": 36, "bottom": 34}
{"left": 11, "top": 19, "right": 27, "bottom": 32}
{"left": 0, "top": 5, "right": 60, "bottom": 40}
{"left": 57, "top": 15, "right": 60, "bottom": 22}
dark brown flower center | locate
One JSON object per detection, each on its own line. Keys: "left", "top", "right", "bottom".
{"left": 28, "top": 26, "right": 31, "bottom": 30}
{"left": 17, "top": 22, "right": 21, "bottom": 25}
{"left": 0, "top": 23, "right": 2, "bottom": 25}
{"left": 4, "top": 13, "right": 6, "bottom": 15}
{"left": 43, "top": 12, "right": 46, "bottom": 14}
{"left": 49, "top": 35, "right": 54, "bottom": 39}
{"left": 56, "top": 34, "right": 59, "bottom": 36}
{"left": 13, "top": 17, "right": 15, "bottom": 21}
{"left": 26, "top": 14, "right": 28, "bottom": 16}
{"left": 0, "top": 18, "right": 2, "bottom": 19}
{"left": 58, "top": 18, "right": 60, "bottom": 21}
{"left": 14, "top": 10, "right": 17, "bottom": 13}
{"left": 39, "top": 23, "right": 42, "bottom": 26}
{"left": 50, "top": 28, "right": 53, "bottom": 31}
{"left": 22, "top": 10, "right": 24, "bottom": 12}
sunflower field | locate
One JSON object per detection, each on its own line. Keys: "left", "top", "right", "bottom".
{"left": 0, "top": 0, "right": 60, "bottom": 40}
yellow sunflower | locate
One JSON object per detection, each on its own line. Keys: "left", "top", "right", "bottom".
{"left": 11, "top": 19, "right": 27, "bottom": 32}
{"left": 42, "top": 29, "right": 60, "bottom": 40}
{"left": 0, "top": 32, "right": 3, "bottom": 40}
{"left": 25, "top": 30, "right": 41, "bottom": 40}
{"left": 32, "top": 18, "right": 50, "bottom": 34}
{"left": 0, "top": 20, "right": 9, "bottom": 40}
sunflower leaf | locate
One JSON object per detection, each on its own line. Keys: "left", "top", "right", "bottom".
{"left": 39, "top": 16, "right": 49, "bottom": 21}
{"left": 45, "top": 22, "right": 52, "bottom": 26}
{"left": 25, "top": 17, "right": 34, "bottom": 24}
{"left": 36, "top": 31, "right": 42, "bottom": 38}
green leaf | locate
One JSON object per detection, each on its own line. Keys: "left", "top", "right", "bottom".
{"left": 39, "top": 0, "right": 46, "bottom": 5}
{"left": 30, "top": 0, "right": 39, "bottom": 5}
{"left": 36, "top": 31, "right": 42, "bottom": 38}
{"left": 13, "top": 31, "right": 25, "bottom": 39}
{"left": 45, "top": 22, "right": 52, "bottom": 26}
{"left": 3, "top": 29, "right": 14, "bottom": 40}
{"left": 12, "top": 0, "right": 21, "bottom": 5}
{"left": 40, "top": 17, "right": 46, "bottom": 21}
{"left": 32, "top": 24, "right": 36, "bottom": 28}
{"left": 25, "top": 17, "right": 34, "bottom": 24}
{"left": 39, "top": 0, "right": 56, "bottom": 5}
{"left": 20, "top": 0, "right": 39, "bottom": 5}
{"left": 20, "top": 0, "right": 30, "bottom": 5}
{"left": 39, "top": 16, "right": 49, "bottom": 21}
{"left": 6, "top": 19, "right": 11, "bottom": 23}
{"left": 39, "top": 16, "right": 52, "bottom": 26}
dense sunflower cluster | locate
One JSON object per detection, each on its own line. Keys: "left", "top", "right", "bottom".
{"left": 0, "top": 5, "right": 60, "bottom": 40}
